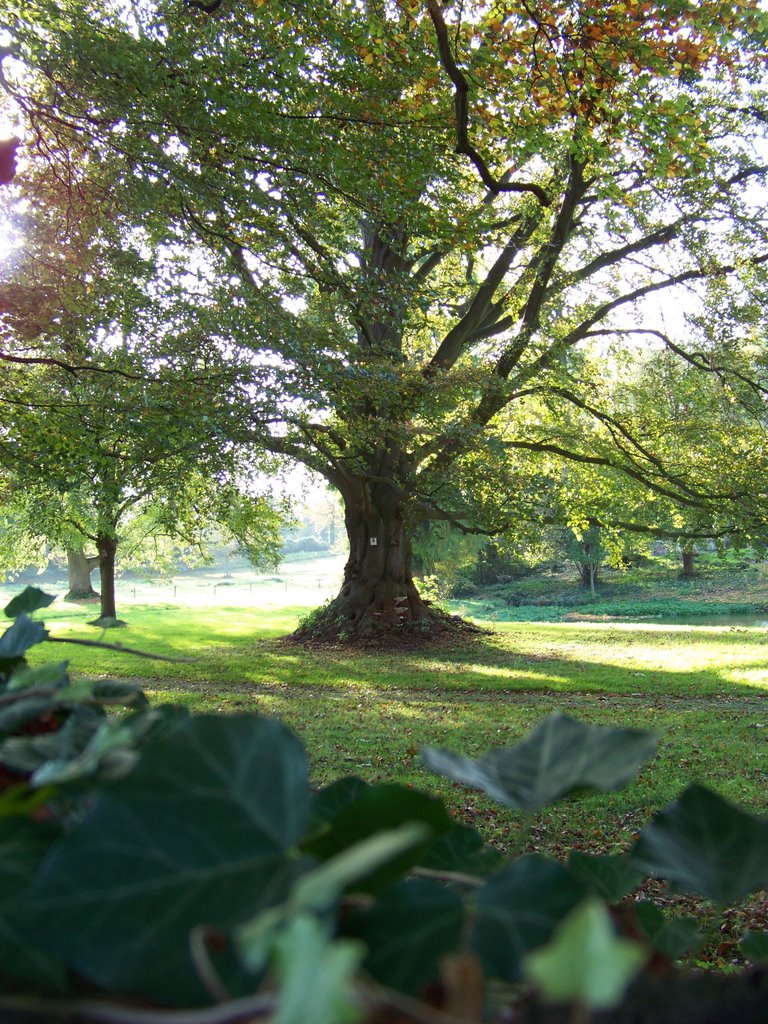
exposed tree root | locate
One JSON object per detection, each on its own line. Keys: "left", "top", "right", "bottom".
{"left": 65, "top": 589, "right": 100, "bottom": 603}
{"left": 87, "top": 616, "right": 128, "bottom": 629}
{"left": 288, "top": 597, "right": 486, "bottom": 649}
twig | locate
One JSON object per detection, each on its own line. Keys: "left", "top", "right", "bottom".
{"left": 0, "top": 993, "right": 274, "bottom": 1024}
{"left": 411, "top": 866, "right": 484, "bottom": 888}
{"left": 0, "top": 352, "right": 150, "bottom": 380}
{"left": 0, "top": 686, "right": 58, "bottom": 707}
{"left": 361, "top": 981, "right": 475, "bottom": 1024}
{"left": 189, "top": 927, "right": 233, "bottom": 1005}
{"left": 45, "top": 637, "right": 195, "bottom": 662}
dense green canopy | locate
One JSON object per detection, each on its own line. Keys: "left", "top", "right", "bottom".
{"left": 2, "top": 0, "right": 768, "bottom": 637}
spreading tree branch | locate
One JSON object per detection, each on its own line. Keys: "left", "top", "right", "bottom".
{"left": 424, "top": 0, "right": 550, "bottom": 206}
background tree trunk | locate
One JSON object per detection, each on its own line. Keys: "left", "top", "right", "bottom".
{"left": 89, "top": 534, "right": 124, "bottom": 627}
{"left": 577, "top": 561, "right": 599, "bottom": 596}
{"left": 681, "top": 545, "right": 696, "bottom": 576}
{"left": 65, "top": 547, "right": 100, "bottom": 600}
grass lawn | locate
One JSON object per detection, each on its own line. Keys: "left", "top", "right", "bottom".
{"left": 9, "top": 560, "right": 767, "bottom": 973}
{"left": 31, "top": 600, "right": 768, "bottom": 861}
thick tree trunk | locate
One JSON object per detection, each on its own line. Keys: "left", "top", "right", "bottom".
{"left": 88, "top": 534, "right": 125, "bottom": 627}
{"left": 681, "top": 546, "right": 695, "bottom": 576}
{"left": 65, "top": 547, "right": 100, "bottom": 601}
{"left": 335, "top": 498, "right": 426, "bottom": 635}
{"left": 292, "top": 479, "right": 468, "bottom": 644}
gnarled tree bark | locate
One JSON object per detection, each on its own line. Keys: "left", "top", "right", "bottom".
{"left": 292, "top": 476, "right": 465, "bottom": 643}
{"left": 65, "top": 547, "right": 100, "bottom": 601}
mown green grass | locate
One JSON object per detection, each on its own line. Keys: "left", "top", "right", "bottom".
{"left": 31, "top": 601, "right": 768, "bottom": 859}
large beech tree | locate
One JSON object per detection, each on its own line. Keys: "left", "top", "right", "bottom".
{"left": 3, "top": 0, "right": 768, "bottom": 639}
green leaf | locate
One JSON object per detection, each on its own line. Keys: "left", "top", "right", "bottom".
{"left": 310, "top": 776, "right": 369, "bottom": 830}
{"left": 0, "top": 817, "right": 59, "bottom": 901}
{"left": 237, "top": 824, "right": 429, "bottom": 973}
{"left": 471, "top": 854, "right": 586, "bottom": 982}
{"left": 419, "top": 822, "right": 503, "bottom": 876}
{"left": 22, "top": 714, "right": 311, "bottom": 1004}
{"left": 6, "top": 661, "right": 70, "bottom": 693}
{"left": 292, "top": 824, "right": 429, "bottom": 913}
{"left": 0, "top": 677, "right": 144, "bottom": 745}
{"left": 3, "top": 587, "right": 56, "bottom": 620}
{"left": 0, "top": 818, "right": 66, "bottom": 992}
{"left": 568, "top": 852, "right": 645, "bottom": 903}
{"left": 0, "top": 695, "right": 61, "bottom": 737}
{"left": 0, "top": 705, "right": 103, "bottom": 774}
{"left": 0, "top": 784, "right": 58, "bottom": 821}
{"left": 634, "top": 901, "right": 703, "bottom": 961}
{"left": 30, "top": 715, "right": 144, "bottom": 786}
{"left": 347, "top": 878, "right": 464, "bottom": 994}
{"left": 524, "top": 899, "right": 647, "bottom": 1009}
{"left": 90, "top": 678, "right": 149, "bottom": 708}
{"left": 303, "top": 783, "right": 453, "bottom": 890}
{"left": 741, "top": 930, "right": 768, "bottom": 964}
{"left": 273, "top": 915, "right": 364, "bottom": 1024}
{"left": 0, "top": 615, "right": 49, "bottom": 671}
{"left": 422, "top": 713, "right": 657, "bottom": 811}
{"left": 630, "top": 784, "right": 768, "bottom": 903}
{"left": 307, "top": 784, "right": 452, "bottom": 854}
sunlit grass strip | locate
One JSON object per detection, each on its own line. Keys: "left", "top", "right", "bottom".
{"left": 23, "top": 601, "right": 766, "bottom": 826}
{"left": 29, "top": 604, "right": 768, "bottom": 698}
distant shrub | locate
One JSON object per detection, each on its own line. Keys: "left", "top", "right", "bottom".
{"left": 449, "top": 577, "right": 479, "bottom": 598}
{"left": 282, "top": 536, "right": 329, "bottom": 554}
{"left": 469, "top": 543, "right": 534, "bottom": 584}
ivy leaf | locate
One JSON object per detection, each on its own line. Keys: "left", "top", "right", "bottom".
{"left": 471, "top": 854, "right": 586, "bottom": 981}
{"left": 0, "top": 615, "right": 49, "bottom": 672}
{"left": 303, "top": 784, "right": 453, "bottom": 891}
{"left": 0, "top": 695, "right": 63, "bottom": 737}
{"left": 568, "top": 852, "right": 646, "bottom": 903}
{"left": 291, "top": 824, "right": 429, "bottom": 913}
{"left": 630, "top": 784, "right": 768, "bottom": 902}
{"left": 90, "top": 679, "right": 149, "bottom": 708}
{"left": 634, "top": 902, "right": 703, "bottom": 961}
{"left": 419, "top": 823, "right": 503, "bottom": 876}
{"left": 524, "top": 899, "right": 647, "bottom": 1009}
{"left": 272, "top": 915, "right": 364, "bottom": 1024}
{"left": 309, "top": 776, "right": 369, "bottom": 831}
{"left": 3, "top": 587, "right": 56, "bottom": 620}
{"left": 30, "top": 715, "right": 146, "bottom": 786}
{"left": 237, "top": 824, "right": 430, "bottom": 974}
{"left": 423, "top": 713, "right": 657, "bottom": 811}
{"left": 6, "top": 661, "right": 70, "bottom": 693}
{"left": 0, "top": 818, "right": 66, "bottom": 992}
{"left": 347, "top": 878, "right": 465, "bottom": 994}
{"left": 741, "top": 931, "right": 768, "bottom": 964}
{"left": 0, "top": 705, "right": 103, "bottom": 774}
{"left": 307, "top": 784, "right": 452, "bottom": 856}
{"left": 0, "top": 784, "right": 58, "bottom": 822}
{"left": 22, "top": 714, "right": 311, "bottom": 1005}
